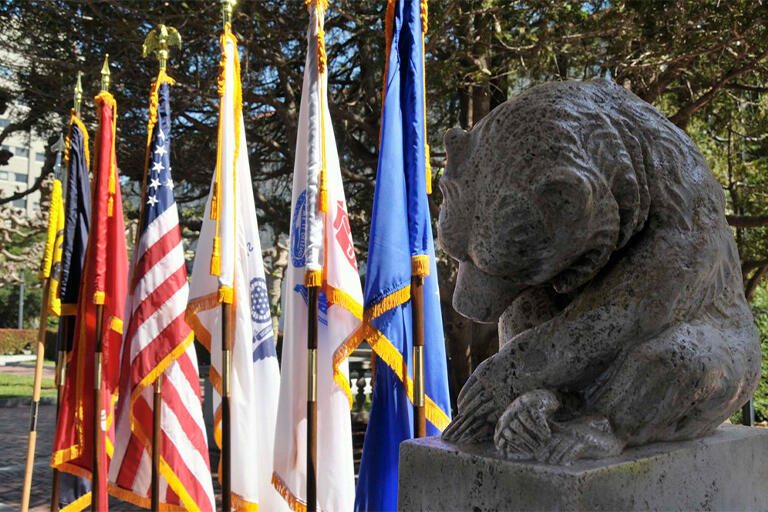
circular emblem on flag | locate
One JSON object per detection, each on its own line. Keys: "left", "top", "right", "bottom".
{"left": 291, "top": 189, "right": 307, "bottom": 267}
{"left": 250, "top": 277, "right": 271, "bottom": 323}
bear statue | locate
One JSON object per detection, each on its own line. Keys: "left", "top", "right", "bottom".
{"left": 439, "top": 79, "right": 761, "bottom": 465}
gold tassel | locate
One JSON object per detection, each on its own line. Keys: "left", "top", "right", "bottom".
{"left": 210, "top": 236, "right": 221, "bottom": 276}
{"left": 210, "top": 182, "right": 219, "bottom": 220}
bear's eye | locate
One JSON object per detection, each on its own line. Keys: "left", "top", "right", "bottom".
{"left": 534, "top": 173, "right": 591, "bottom": 221}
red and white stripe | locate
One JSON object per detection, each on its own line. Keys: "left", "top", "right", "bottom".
{"left": 110, "top": 204, "right": 215, "bottom": 512}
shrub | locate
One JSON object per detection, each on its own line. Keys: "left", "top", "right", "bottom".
{"left": 0, "top": 329, "right": 36, "bottom": 354}
{"left": 0, "top": 328, "right": 57, "bottom": 358}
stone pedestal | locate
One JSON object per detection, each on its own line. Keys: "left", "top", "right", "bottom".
{"left": 398, "top": 425, "right": 768, "bottom": 511}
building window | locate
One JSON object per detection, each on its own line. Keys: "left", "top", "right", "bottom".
{"left": 0, "top": 119, "right": 8, "bottom": 127}
{"left": 1, "top": 145, "right": 9, "bottom": 151}
{"left": 15, "top": 147, "right": 28, "bottom": 158}
{"left": 35, "top": 152, "right": 45, "bottom": 162}
{"left": 14, "top": 172, "right": 26, "bottom": 183}
{"left": 12, "top": 198, "right": 25, "bottom": 208}
{"left": 0, "top": 171, "right": 7, "bottom": 181}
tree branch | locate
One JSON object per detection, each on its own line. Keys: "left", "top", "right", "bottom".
{"left": 726, "top": 214, "right": 768, "bottom": 228}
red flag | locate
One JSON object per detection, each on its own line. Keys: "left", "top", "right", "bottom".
{"left": 52, "top": 90, "right": 128, "bottom": 509}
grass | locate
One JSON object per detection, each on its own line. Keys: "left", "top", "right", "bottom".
{"left": 0, "top": 373, "right": 57, "bottom": 399}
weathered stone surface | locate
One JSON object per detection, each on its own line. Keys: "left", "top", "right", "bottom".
{"left": 399, "top": 425, "right": 768, "bottom": 511}
{"left": 438, "top": 79, "right": 761, "bottom": 464}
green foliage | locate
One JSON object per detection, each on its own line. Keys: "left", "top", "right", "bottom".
{"left": 0, "top": 328, "right": 57, "bottom": 356}
{"left": 0, "top": 328, "right": 36, "bottom": 354}
{"left": 748, "top": 285, "right": 768, "bottom": 422}
{"left": 0, "top": 269, "right": 44, "bottom": 329}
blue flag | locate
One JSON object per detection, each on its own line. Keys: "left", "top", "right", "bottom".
{"left": 55, "top": 111, "right": 92, "bottom": 509}
{"left": 59, "top": 113, "right": 91, "bottom": 317}
{"left": 354, "top": 1, "right": 451, "bottom": 510}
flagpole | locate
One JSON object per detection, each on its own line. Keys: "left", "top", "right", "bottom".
{"left": 412, "top": 275, "right": 426, "bottom": 438}
{"left": 20, "top": 277, "right": 50, "bottom": 512}
{"left": 221, "top": 302, "right": 233, "bottom": 511}
{"left": 412, "top": 0, "right": 431, "bottom": 441}
{"left": 92, "top": 303, "right": 105, "bottom": 512}
{"left": 218, "top": 4, "right": 236, "bottom": 510}
{"left": 306, "top": 281, "right": 319, "bottom": 512}
{"left": 92, "top": 55, "right": 112, "bottom": 512}
{"left": 141, "top": 25, "right": 181, "bottom": 512}
{"left": 151, "top": 374, "right": 162, "bottom": 512}
{"left": 50, "top": 316, "right": 67, "bottom": 511}
{"left": 51, "top": 73, "right": 81, "bottom": 512}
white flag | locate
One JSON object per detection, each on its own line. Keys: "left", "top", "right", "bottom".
{"left": 186, "top": 26, "right": 286, "bottom": 511}
{"left": 272, "top": 3, "right": 363, "bottom": 511}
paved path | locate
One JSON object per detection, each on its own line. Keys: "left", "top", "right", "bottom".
{"left": 0, "top": 361, "right": 55, "bottom": 379}
{"left": 0, "top": 404, "right": 222, "bottom": 511}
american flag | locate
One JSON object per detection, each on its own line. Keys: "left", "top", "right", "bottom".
{"left": 109, "top": 75, "right": 215, "bottom": 511}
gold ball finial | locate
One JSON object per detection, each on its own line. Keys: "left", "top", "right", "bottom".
{"left": 100, "top": 54, "right": 110, "bottom": 92}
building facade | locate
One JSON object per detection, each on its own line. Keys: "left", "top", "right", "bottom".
{"left": 0, "top": 112, "right": 46, "bottom": 216}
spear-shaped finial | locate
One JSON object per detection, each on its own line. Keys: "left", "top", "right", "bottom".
{"left": 73, "top": 71, "right": 83, "bottom": 115}
{"left": 52, "top": 134, "right": 65, "bottom": 180}
{"left": 143, "top": 24, "right": 182, "bottom": 71}
{"left": 221, "top": 0, "right": 236, "bottom": 29}
{"left": 100, "top": 54, "right": 110, "bottom": 92}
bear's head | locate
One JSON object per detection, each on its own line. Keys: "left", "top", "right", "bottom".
{"left": 438, "top": 80, "right": 654, "bottom": 323}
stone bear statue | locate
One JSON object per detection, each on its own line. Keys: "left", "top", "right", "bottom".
{"left": 440, "top": 79, "right": 761, "bottom": 465}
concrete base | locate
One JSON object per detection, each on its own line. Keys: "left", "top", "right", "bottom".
{"left": 398, "top": 425, "right": 768, "bottom": 511}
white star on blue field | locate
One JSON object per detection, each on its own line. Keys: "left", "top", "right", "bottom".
{"left": 143, "top": 83, "right": 176, "bottom": 229}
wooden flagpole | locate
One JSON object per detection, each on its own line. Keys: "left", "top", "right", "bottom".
{"left": 51, "top": 73, "right": 81, "bottom": 512}
{"left": 307, "top": 284, "right": 319, "bottom": 512}
{"left": 20, "top": 278, "right": 51, "bottom": 512}
{"left": 151, "top": 375, "right": 163, "bottom": 512}
{"left": 92, "top": 304, "right": 105, "bottom": 512}
{"left": 50, "top": 316, "right": 68, "bottom": 512}
{"left": 412, "top": 275, "right": 426, "bottom": 438}
{"left": 141, "top": 25, "right": 181, "bottom": 512}
{"left": 91, "top": 55, "right": 111, "bottom": 512}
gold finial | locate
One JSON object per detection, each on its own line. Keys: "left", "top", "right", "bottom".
{"left": 73, "top": 71, "right": 83, "bottom": 115}
{"left": 143, "top": 24, "right": 181, "bottom": 72}
{"left": 100, "top": 54, "right": 110, "bottom": 92}
{"left": 221, "top": 0, "right": 236, "bottom": 29}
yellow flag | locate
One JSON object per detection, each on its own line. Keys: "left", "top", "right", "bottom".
{"left": 39, "top": 178, "right": 64, "bottom": 316}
